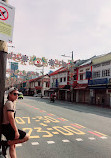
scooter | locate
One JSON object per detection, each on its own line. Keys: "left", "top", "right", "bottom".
{"left": 50, "top": 97, "right": 55, "bottom": 103}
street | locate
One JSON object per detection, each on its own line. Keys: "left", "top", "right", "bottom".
{"left": 14, "top": 97, "right": 111, "bottom": 158}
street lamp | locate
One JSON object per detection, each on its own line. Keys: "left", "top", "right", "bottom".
{"left": 36, "top": 65, "right": 44, "bottom": 97}
{"left": 61, "top": 51, "right": 74, "bottom": 102}
{"left": 61, "top": 51, "right": 73, "bottom": 61}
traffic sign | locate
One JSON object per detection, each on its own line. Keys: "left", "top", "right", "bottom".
{"left": 0, "top": 0, "right": 15, "bottom": 43}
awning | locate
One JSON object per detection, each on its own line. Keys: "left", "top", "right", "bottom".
{"left": 59, "top": 85, "right": 70, "bottom": 90}
{"left": 74, "top": 84, "right": 88, "bottom": 90}
{"left": 47, "top": 88, "right": 57, "bottom": 92}
{"left": 88, "top": 85, "right": 107, "bottom": 89}
{"left": 58, "top": 85, "right": 65, "bottom": 89}
{"left": 35, "top": 86, "right": 42, "bottom": 90}
{"left": 30, "top": 88, "right": 35, "bottom": 91}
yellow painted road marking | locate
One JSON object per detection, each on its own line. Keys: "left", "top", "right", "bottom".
{"left": 40, "top": 123, "right": 48, "bottom": 126}
{"left": 47, "top": 128, "right": 53, "bottom": 130}
{"left": 61, "top": 118, "right": 68, "bottom": 121}
{"left": 74, "top": 123, "right": 86, "bottom": 128}
{"left": 53, "top": 126, "right": 73, "bottom": 135}
{"left": 94, "top": 131, "right": 107, "bottom": 136}
{"left": 52, "top": 132, "right": 59, "bottom": 134}
{"left": 63, "top": 126, "right": 85, "bottom": 135}
{"left": 34, "top": 127, "right": 53, "bottom": 138}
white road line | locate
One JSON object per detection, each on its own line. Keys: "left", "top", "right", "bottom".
{"left": 101, "top": 136, "right": 107, "bottom": 139}
{"left": 76, "top": 138, "right": 83, "bottom": 141}
{"left": 16, "top": 144, "right": 22, "bottom": 147}
{"left": 62, "top": 140, "right": 70, "bottom": 143}
{"left": 88, "top": 137, "right": 96, "bottom": 140}
{"left": 31, "top": 142, "right": 39, "bottom": 145}
{"left": 47, "top": 141, "right": 55, "bottom": 144}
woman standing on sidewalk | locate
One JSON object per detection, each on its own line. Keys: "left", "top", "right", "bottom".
{"left": 2, "top": 87, "right": 29, "bottom": 158}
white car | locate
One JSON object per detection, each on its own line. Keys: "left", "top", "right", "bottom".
{"left": 33, "top": 93, "right": 42, "bottom": 97}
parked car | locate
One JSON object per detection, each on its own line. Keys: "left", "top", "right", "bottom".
{"left": 33, "top": 93, "right": 42, "bottom": 97}
{"left": 18, "top": 92, "right": 23, "bottom": 99}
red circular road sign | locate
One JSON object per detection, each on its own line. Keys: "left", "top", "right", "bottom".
{"left": 0, "top": 6, "right": 9, "bottom": 20}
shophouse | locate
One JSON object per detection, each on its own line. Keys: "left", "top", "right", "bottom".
{"left": 88, "top": 52, "right": 111, "bottom": 107}
{"left": 74, "top": 59, "right": 92, "bottom": 103}
{"left": 49, "top": 67, "right": 70, "bottom": 100}
{"left": 28, "top": 74, "right": 50, "bottom": 96}
{"left": 16, "top": 74, "right": 50, "bottom": 96}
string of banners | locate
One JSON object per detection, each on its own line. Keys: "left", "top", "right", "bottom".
{"left": 7, "top": 52, "right": 68, "bottom": 69}
{"left": 6, "top": 69, "right": 39, "bottom": 77}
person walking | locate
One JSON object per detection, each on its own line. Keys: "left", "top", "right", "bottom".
{"left": 2, "top": 87, "right": 29, "bottom": 158}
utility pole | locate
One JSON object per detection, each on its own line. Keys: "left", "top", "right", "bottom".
{"left": 61, "top": 51, "right": 74, "bottom": 102}
{"left": 0, "top": 0, "right": 8, "bottom": 142}
{"left": 72, "top": 51, "right": 73, "bottom": 61}
{"left": 70, "top": 51, "right": 74, "bottom": 102}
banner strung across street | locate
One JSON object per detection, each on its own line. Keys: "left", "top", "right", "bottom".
{"left": 7, "top": 52, "right": 69, "bottom": 69}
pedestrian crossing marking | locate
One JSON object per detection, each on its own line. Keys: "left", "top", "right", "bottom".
{"left": 47, "top": 141, "right": 55, "bottom": 144}
{"left": 88, "top": 137, "right": 96, "bottom": 140}
{"left": 62, "top": 140, "right": 70, "bottom": 142}
{"left": 76, "top": 138, "right": 83, "bottom": 141}
{"left": 31, "top": 142, "right": 39, "bottom": 145}
{"left": 101, "top": 136, "right": 107, "bottom": 139}
{"left": 16, "top": 144, "right": 22, "bottom": 147}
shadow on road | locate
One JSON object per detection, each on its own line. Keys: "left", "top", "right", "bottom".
{"left": 25, "top": 96, "right": 111, "bottom": 119}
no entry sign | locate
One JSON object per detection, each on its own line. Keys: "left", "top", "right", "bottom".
{"left": 0, "top": 0, "right": 15, "bottom": 43}
{"left": 0, "top": 6, "right": 9, "bottom": 20}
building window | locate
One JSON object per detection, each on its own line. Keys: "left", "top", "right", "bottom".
{"left": 93, "top": 64, "right": 101, "bottom": 68}
{"left": 60, "top": 78, "right": 62, "bottom": 82}
{"left": 73, "top": 74, "right": 77, "bottom": 80}
{"left": 64, "top": 77, "right": 66, "bottom": 82}
{"left": 102, "top": 69, "right": 110, "bottom": 77}
{"left": 46, "top": 82, "right": 49, "bottom": 87}
{"left": 80, "top": 74, "right": 83, "bottom": 80}
{"left": 93, "top": 71, "right": 100, "bottom": 78}
{"left": 86, "top": 68, "right": 90, "bottom": 71}
{"left": 38, "top": 81, "right": 40, "bottom": 86}
{"left": 102, "top": 61, "right": 110, "bottom": 66}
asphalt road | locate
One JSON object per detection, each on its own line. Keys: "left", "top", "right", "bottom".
{"left": 12, "top": 96, "right": 111, "bottom": 158}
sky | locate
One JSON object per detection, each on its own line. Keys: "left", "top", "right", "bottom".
{"left": 7, "top": 0, "right": 111, "bottom": 73}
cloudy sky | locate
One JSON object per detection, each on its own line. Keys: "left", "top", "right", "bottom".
{"left": 8, "top": 0, "right": 111, "bottom": 72}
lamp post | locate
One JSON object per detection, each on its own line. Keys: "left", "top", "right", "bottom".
{"left": 0, "top": 0, "right": 8, "bottom": 149}
{"left": 36, "top": 65, "right": 44, "bottom": 97}
{"left": 61, "top": 51, "right": 74, "bottom": 102}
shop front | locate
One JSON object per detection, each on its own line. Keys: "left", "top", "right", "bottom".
{"left": 74, "top": 84, "right": 89, "bottom": 103}
{"left": 88, "top": 78, "right": 110, "bottom": 107}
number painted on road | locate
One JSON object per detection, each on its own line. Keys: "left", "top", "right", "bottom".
{"left": 63, "top": 126, "right": 85, "bottom": 135}
{"left": 22, "top": 128, "right": 40, "bottom": 139}
{"left": 53, "top": 126, "right": 73, "bottom": 135}
{"left": 44, "top": 116, "right": 60, "bottom": 123}
{"left": 34, "top": 127, "right": 53, "bottom": 137}
{"left": 15, "top": 117, "right": 25, "bottom": 124}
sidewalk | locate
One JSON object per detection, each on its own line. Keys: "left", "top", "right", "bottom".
{"left": 41, "top": 96, "right": 111, "bottom": 116}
